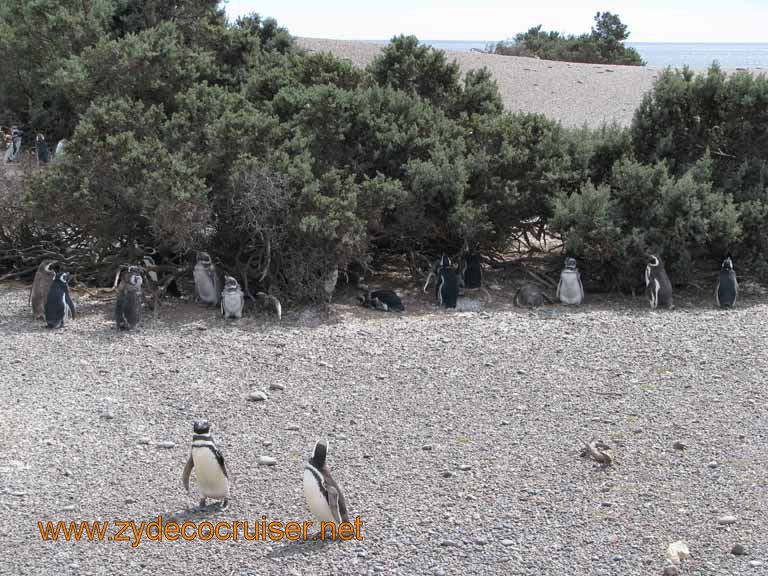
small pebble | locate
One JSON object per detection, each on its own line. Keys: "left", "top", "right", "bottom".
{"left": 101, "top": 411, "right": 115, "bottom": 420}
{"left": 748, "top": 560, "right": 763, "bottom": 567}
{"left": 422, "top": 444, "right": 433, "bottom": 451}
{"left": 663, "top": 566, "right": 680, "bottom": 576}
{"left": 138, "top": 437, "right": 151, "bottom": 445}
{"left": 442, "top": 471, "right": 455, "bottom": 478}
{"left": 269, "top": 382, "right": 285, "bottom": 391}
{"left": 731, "top": 544, "right": 747, "bottom": 555}
{"left": 62, "top": 505, "right": 76, "bottom": 512}
{"left": 475, "top": 536, "right": 488, "bottom": 545}
{"left": 263, "top": 440, "right": 272, "bottom": 447}
{"left": 124, "top": 497, "right": 137, "bottom": 504}
{"left": 707, "top": 461, "right": 719, "bottom": 468}
{"left": 63, "top": 469, "right": 73, "bottom": 477}
{"left": 500, "top": 539, "right": 514, "bottom": 547}
{"left": 157, "top": 441, "right": 175, "bottom": 449}
{"left": 286, "top": 424, "right": 300, "bottom": 431}
{"left": 673, "top": 441, "right": 688, "bottom": 450}
{"left": 440, "top": 539, "right": 458, "bottom": 547}
{"left": 257, "top": 455, "right": 277, "bottom": 466}
{"left": 247, "top": 391, "right": 268, "bottom": 402}
{"left": 434, "top": 569, "right": 446, "bottom": 576}
{"left": 458, "top": 464, "right": 472, "bottom": 471}
{"left": 612, "top": 555, "right": 624, "bottom": 561}
{"left": 718, "top": 515, "right": 738, "bottom": 525}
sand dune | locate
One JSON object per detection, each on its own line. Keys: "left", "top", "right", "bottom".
{"left": 298, "top": 37, "right": 666, "bottom": 128}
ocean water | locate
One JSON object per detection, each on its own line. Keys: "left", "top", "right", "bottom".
{"left": 379, "top": 40, "right": 768, "bottom": 70}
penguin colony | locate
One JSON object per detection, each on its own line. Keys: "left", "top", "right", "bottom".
{"left": 26, "top": 250, "right": 740, "bottom": 332}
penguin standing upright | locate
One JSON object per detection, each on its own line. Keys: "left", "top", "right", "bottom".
{"left": 115, "top": 270, "right": 143, "bottom": 330}
{"left": 4, "top": 128, "right": 21, "bottom": 162}
{"left": 181, "top": 420, "right": 229, "bottom": 509}
{"left": 556, "top": 257, "right": 584, "bottom": 305}
{"left": 221, "top": 276, "right": 245, "bottom": 319}
{"left": 193, "top": 251, "right": 221, "bottom": 306}
{"left": 304, "top": 440, "right": 349, "bottom": 534}
{"left": 428, "top": 255, "right": 458, "bottom": 308}
{"left": 35, "top": 134, "right": 49, "bottom": 163}
{"left": 30, "top": 259, "right": 57, "bottom": 318}
{"left": 461, "top": 253, "right": 483, "bottom": 289}
{"left": 715, "top": 255, "right": 738, "bottom": 308}
{"left": 645, "top": 254, "right": 673, "bottom": 309}
{"left": 44, "top": 272, "right": 75, "bottom": 328}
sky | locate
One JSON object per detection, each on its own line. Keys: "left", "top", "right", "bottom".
{"left": 223, "top": 0, "right": 768, "bottom": 43}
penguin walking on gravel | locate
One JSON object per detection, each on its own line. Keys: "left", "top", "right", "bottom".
{"left": 182, "top": 420, "right": 229, "bottom": 509}
{"left": 715, "top": 255, "right": 738, "bottom": 308}
{"left": 304, "top": 440, "right": 349, "bottom": 535}
{"left": 44, "top": 272, "right": 75, "bottom": 328}
{"left": 221, "top": 275, "right": 244, "bottom": 319}
{"left": 556, "top": 257, "right": 584, "bottom": 305}
{"left": 193, "top": 251, "right": 221, "bottom": 306}
{"left": 30, "top": 259, "right": 57, "bottom": 318}
{"left": 645, "top": 254, "right": 673, "bottom": 310}
{"left": 115, "top": 270, "right": 143, "bottom": 330}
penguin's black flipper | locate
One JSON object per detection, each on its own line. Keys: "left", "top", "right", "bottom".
{"left": 214, "top": 446, "right": 228, "bottom": 478}
{"left": 181, "top": 455, "right": 194, "bottom": 493}
{"left": 328, "top": 485, "right": 342, "bottom": 524}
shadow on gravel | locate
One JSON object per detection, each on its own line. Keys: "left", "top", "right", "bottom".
{"left": 267, "top": 535, "right": 332, "bottom": 559}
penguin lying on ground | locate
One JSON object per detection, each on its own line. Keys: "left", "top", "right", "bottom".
{"left": 515, "top": 284, "right": 550, "bottom": 308}
{"left": 645, "top": 254, "right": 673, "bottom": 309}
{"left": 221, "top": 276, "right": 245, "bottom": 319}
{"left": 44, "top": 272, "right": 76, "bottom": 328}
{"left": 715, "top": 255, "right": 738, "bottom": 308}
{"left": 358, "top": 289, "right": 405, "bottom": 312}
{"left": 193, "top": 251, "right": 221, "bottom": 306}
{"left": 30, "top": 259, "right": 57, "bottom": 318}
{"left": 115, "top": 270, "right": 143, "bottom": 330}
{"left": 182, "top": 420, "right": 229, "bottom": 509}
{"left": 304, "top": 440, "right": 349, "bottom": 536}
{"left": 556, "top": 257, "right": 584, "bottom": 305}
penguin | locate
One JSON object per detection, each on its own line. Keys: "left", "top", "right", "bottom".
{"left": 44, "top": 272, "right": 75, "bottom": 328}
{"left": 35, "top": 134, "right": 50, "bottom": 163}
{"left": 255, "top": 292, "right": 282, "bottom": 321}
{"left": 115, "top": 270, "right": 143, "bottom": 330}
{"left": 54, "top": 138, "right": 68, "bottom": 159}
{"left": 193, "top": 251, "right": 221, "bottom": 306}
{"left": 304, "top": 440, "right": 349, "bottom": 534}
{"left": 461, "top": 253, "right": 483, "bottom": 289}
{"left": 715, "top": 255, "right": 738, "bottom": 308}
{"left": 181, "top": 420, "right": 229, "bottom": 509}
{"left": 645, "top": 254, "right": 673, "bottom": 309}
{"left": 514, "top": 284, "right": 546, "bottom": 308}
{"left": 221, "top": 275, "right": 244, "bottom": 319}
{"left": 556, "top": 257, "right": 584, "bottom": 305}
{"left": 4, "top": 128, "right": 21, "bottom": 162}
{"left": 142, "top": 254, "right": 159, "bottom": 284}
{"left": 358, "top": 289, "right": 405, "bottom": 312}
{"left": 30, "top": 259, "right": 57, "bottom": 318}
{"left": 423, "top": 255, "right": 459, "bottom": 308}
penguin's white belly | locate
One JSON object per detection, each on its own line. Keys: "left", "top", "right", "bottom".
{"left": 223, "top": 292, "right": 243, "bottom": 317}
{"left": 192, "top": 448, "right": 229, "bottom": 498}
{"left": 194, "top": 268, "right": 217, "bottom": 303}
{"left": 303, "top": 469, "right": 336, "bottom": 525}
{"left": 558, "top": 274, "right": 583, "bottom": 305}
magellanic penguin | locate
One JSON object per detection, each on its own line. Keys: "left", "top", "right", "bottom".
{"left": 556, "top": 257, "right": 584, "bottom": 305}
{"left": 30, "top": 259, "right": 57, "bottom": 318}
{"left": 35, "top": 134, "right": 50, "bottom": 163}
{"left": 44, "top": 272, "right": 75, "bottom": 328}
{"left": 181, "top": 420, "right": 229, "bottom": 509}
{"left": 423, "top": 255, "right": 458, "bottom": 308}
{"left": 255, "top": 292, "right": 282, "bottom": 321}
{"left": 304, "top": 440, "right": 350, "bottom": 536}
{"left": 221, "top": 275, "right": 245, "bottom": 319}
{"left": 115, "top": 270, "right": 143, "bottom": 330}
{"left": 715, "top": 255, "right": 738, "bottom": 308}
{"left": 645, "top": 254, "right": 673, "bottom": 309}
{"left": 461, "top": 252, "right": 483, "bottom": 289}
{"left": 515, "top": 284, "right": 546, "bottom": 308}
{"left": 193, "top": 251, "right": 221, "bottom": 306}
{"left": 358, "top": 289, "right": 405, "bottom": 312}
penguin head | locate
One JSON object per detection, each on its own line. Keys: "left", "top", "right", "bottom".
{"left": 196, "top": 251, "right": 212, "bottom": 265}
{"left": 193, "top": 420, "right": 210, "bottom": 434}
{"left": 142, "top": 255, "right": 156, "bottom": 267}
{"left": 310, "top": 439, "right": 328, "bottom": 467}
{"left": 40, "top": 259, "right": 58, "bottom": 273}
{"left": 647, "top": 254, "right": 661, "bottom": 268}
{"left": 223, "top": 275, "right": 240, "bottom": 290}
{"left": 722, "top": 256, "right": 733, "bottom": 270}
{"left": 36, "top": 133, "right": 44, "bottom": 142}
{"left": 565, "top": 257, "right": 577, "bottom": 270}
{"left": 440, "top": 254, "right": 451, "bottom": 268}
{"left": 54, "top": 272, "right": 69, "bottom": 284}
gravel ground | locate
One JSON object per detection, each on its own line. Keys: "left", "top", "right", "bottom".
{"left": 1, "top": 281, "right": 767, "bottom": 576}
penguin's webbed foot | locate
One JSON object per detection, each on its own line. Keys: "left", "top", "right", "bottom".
{"left": 220, "top": 498, "right": 229, "bottom": 510}
{"left": 198, "top": 497, "right": 207, "bottom": 509}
